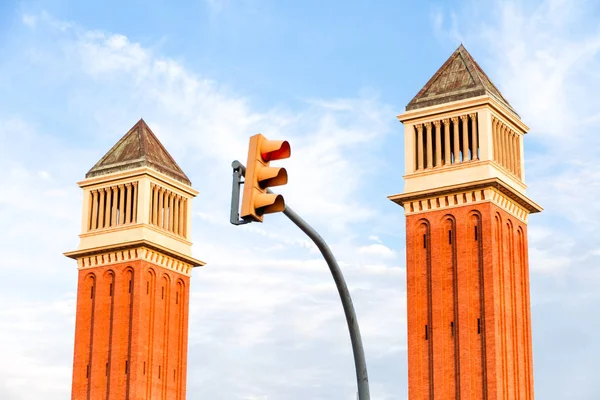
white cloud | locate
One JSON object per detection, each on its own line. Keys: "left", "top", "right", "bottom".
{"left": 357, "top": 244, "right": 397, "bottom": 260}
{"left": 21, "top": 14, "right": 37, "bottom": 28}
{"left": 0, "top": 294, "right": 75, "bottom": 400}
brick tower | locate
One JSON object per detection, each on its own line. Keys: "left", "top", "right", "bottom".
{"left": 65, "top": 119, "right": 204, "bottom": 400}
{"left": 389, "top": 45, "right": 542, "bottom": 399}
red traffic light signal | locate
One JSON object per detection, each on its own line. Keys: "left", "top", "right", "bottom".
{"left": 240, "top": 133, "right": 291, "bottom": 222}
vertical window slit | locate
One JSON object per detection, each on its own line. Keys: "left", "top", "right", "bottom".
{"left": 109, "top": 283, "right": 113, "bottom": 296}
{"left": 105, "top": 362, "right": 108, "bottom": 376}
{"left": 90, "top": 285, "right": 94, "bottom": 299}
{"left": 146, "top": 281, "right": 149, "bottom": 294}
{"left": 86, "top": 365, "right": 89, "bottom": 378}
{"left": 448, "top": 230, "right": 452, "bottom": 244}
{"left": 176, "top": 291, "right": 179, "bottom": 304}
{"left": 414, "top": 127, "right": 419, "bottom": 171}
{"left": 125, "top": 360, "right": 129, "bottom": 374}
{"left": 128, "top": 280, "right": 132, "bottom": 293}
{"left": 174, "top": 369, "right": 176, "bottom": 381}
{"left": 425, "top": 324, "right": 429, "bottom": 340}
{"left": 143, "top": 361, "right": 146, "bottom": 375}
{"left": 162, "top": 286, "right": 164, "bottom": 300}
{"left": 477, "top": 318, "right": 481, "bottom": 334}
{"left": 475, "top": 226, "right": 479, "bottom": 241}
{"left": 158, "top": 365, "right": 161, "bottom": 379}
{"left": 451, "top": 321, "right": 454, "bottom": 337}
{"left": 423, "top": 234, "right": 427, "bottom": 248}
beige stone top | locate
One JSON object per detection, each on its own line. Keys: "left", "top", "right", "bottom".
{"left": 66, "top": 121, "right": 202, "bottom": 269}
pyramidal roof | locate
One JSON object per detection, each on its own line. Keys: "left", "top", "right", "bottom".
{"left": 406, "top": 44, "right": 516, "bottom": 115}
{"left": 86, "top": 119, "right": 191, "bottom": 185}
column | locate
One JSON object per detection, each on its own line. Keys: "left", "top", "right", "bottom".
{"left": 509, "top": 131, "right": 516, "bottom": 174}
{"left": 512, "top": 132, "right": 519, "bottom": 174}
{"left": 90, "top": 190, "right": 99, "bottom": 230}
{"left": 425, "top": 122, "right": 433, "bottom": 169}
{"left": 416, "top": 124, "right": 424, "bottom": 170}
{"left": 502, "top": 125, "right": 509, "bottom": 169}
{"left": 104, "top": 187, "right": 112, "bottom": 228}
{"left": 443, "top": 118, "right": 451, "bottom": 165}
{"left": 405, "top": 123, "right": 417, "bottom": 174}
{"left": 158, "top": 188, "right": 165, "bottom": 228}
{"left": 173, "top": 196, "right": 180, "bottom": 235}
{"left": 132, "top": 181, "right": 139, "bottom": 223}
{"left": 502, "top": 126, "right": 510, "bottom": 170}
{"left": 434, "top": 120, "right": 442, "bottom": 167}
{"left": 452, "top": 117, "right": 460, "bottom": 163}
{"left": 124, "top": 183, "right": 132, "bottom": 224}
{"left": 470, "top": 113, "right": 479, "bottom": 160}
{"left": 460, "top": 115, "right": 470, "bottom": 161}
{"left": 492, "top": 118, "right": 498, "bottom": 161}
{"left": 179, "top": 198, "right": 187, "bottom": 237}
{"left": 118, "top": 184, "right": 125, "bottom": 225}
{"left": 98, "top": 188, "right": 106, "bottom": 229}
{"left": 497, "top": 121, "right": 505, "bottom": 167}
{"left": 168, "top": 193, "right": 174, "bottom": 232}
{"left": 110, "top": 186, "right": 118, "bottom": 227}
{"left": 516, "top": 134, "right": 522, "bottom": 178}
{"left": 152, "top": 184, "right": 158, "bottom": 225}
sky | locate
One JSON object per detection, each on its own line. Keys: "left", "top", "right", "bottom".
{"left": 0, "top": 0, "right": 600, "bottom": 399}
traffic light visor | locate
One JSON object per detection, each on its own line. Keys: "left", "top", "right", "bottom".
{"left": 254, "top": 193, "right": 285, "bottom": 215}
{"left": 257, "top": 167, "right": 287, "bottom": 188}
{"left": 261, "top": 140, "right": 290, "bottom": 162}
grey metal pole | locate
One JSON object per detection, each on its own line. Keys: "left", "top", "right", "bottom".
{"left": 230, "top": 161, "right": 370, "bottom": 399}
{"left": 281, "top": 204, "right": 371, "bottom": 400}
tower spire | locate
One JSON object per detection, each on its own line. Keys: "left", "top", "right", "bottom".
{"left": 406, "top": 44, "right": 516, "bottom": 115}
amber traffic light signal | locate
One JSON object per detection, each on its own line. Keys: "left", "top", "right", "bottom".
{"left": 240, "top": 133, "right": 291, "bottom": 222}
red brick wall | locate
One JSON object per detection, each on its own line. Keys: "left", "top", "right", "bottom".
{"left": 71, "top": 258, "right": 191, "bottom": 400}
{"left": 405, "top": 202, "right": 533, "bottom": 400}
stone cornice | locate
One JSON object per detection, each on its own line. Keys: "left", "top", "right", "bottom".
{"left": 64, "top": 239, "right": 205, "bottom": 273}
{"left": 388, "top": 177, "right": 542, "bottom": 220}
{"left": 397, "top": 95, "right": 529, "bottom": 134}
{"left": 77, "top": 166, "right": 198, "bottom": 197}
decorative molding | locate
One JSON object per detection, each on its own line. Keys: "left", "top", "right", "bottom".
{"left": 78, "top": 166, "right": 199, "bottom": 197}
{"left": 401, "top": 187, "right": 529, "bottom": 223}
{"left": 75, "top": 246, "right": 194, "bottom": 276}
{"left": 397, "top": 94, "right": 529, "bottom": 134}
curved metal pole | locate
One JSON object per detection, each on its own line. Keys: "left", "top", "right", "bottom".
{"left": 230, "top": 160, "right": 370, "bottom": 399}
{"left": 282, "top": 204, "right": 371, "bottom": 400}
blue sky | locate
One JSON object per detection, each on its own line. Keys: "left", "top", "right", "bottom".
{"left": 1, "top": 0, "right": 600, "bottom": 399}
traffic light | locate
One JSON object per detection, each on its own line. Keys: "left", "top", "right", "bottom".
{"left": 240, "top": 133, "right": 291, "bottom": 222}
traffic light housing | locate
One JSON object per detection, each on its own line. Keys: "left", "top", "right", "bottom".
{"left": 241, "top": 133, "right": 291, "bottom": 222}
